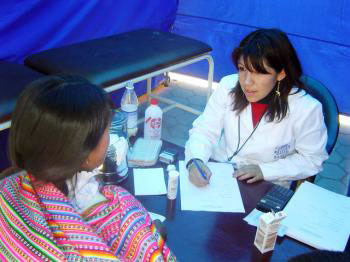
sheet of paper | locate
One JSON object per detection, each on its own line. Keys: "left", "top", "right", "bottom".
{"left": 244, "top": 208, "right": 287, "bottom": 237}
{"left": 244, "top": 208, "right": 263, "bottom": 227}
{"left": 148, "top": 212, "right": 166, "bottom": 222}
{"left": 282, "top": 181, "right": 350, "bottom": 251}
{"left": 133, "top": 168, "right": 167, "bottom": 195}
{"left": 179, "top": 161, "right": 245, "bottom": 213}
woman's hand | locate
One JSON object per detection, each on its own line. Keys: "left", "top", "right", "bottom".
{"left": 235, "top": 164, "right": 264, "bottom": 183}
{"left": 187, "top": 159, "right": 212, "bottom": 187}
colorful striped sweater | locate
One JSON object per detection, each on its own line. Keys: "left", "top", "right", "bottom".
{"left": 0, "top": 172, "right": 176, "bottom": 261}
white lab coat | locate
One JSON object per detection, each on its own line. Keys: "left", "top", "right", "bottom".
{"left": 185, "top": 74, "right": 328, "bottom": 187}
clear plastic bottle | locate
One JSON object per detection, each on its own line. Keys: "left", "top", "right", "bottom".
{"left": 109, "top": 110, "right": 128, "bottom": 178}
{"left": 100, "top": 110, "right": 129, "bottom": 185}
{"left": 121, "top": 82, "right": 138, "bottom": 137}
{"left": 144, "top": 98, "right": 163, "bottom": 140}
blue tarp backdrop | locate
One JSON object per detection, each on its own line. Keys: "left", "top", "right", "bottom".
{"left": 172, "top": 0, "right": 350, "bottom": 114}
{"left": 0, "top": 0, "right": 178, "bottom": 106}
{"left": 0, "top": 1, "right": 348, "bottom": 113}
{"left": 0, "top": 0, "right": 177, "bottom": 62}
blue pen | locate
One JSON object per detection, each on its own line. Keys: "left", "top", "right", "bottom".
{"left": 193, "top": 159, "right": 208, "bottom": 181}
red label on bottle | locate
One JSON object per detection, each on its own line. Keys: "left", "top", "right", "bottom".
{"left": 150, "top": 118, "right": 161, "bottom": 129}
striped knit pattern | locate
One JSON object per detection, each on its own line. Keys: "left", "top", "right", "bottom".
{"left": 0, "top": 173, "right": 176, "bottom": 261}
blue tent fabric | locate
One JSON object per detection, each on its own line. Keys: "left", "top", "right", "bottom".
{"left": 173, "top": 0, "right": 350, "bottom": 114}
{"left": 0, "top": 0, "right": 178, "bottom": 107}
{"left": 0, "top": 0, "right": 348, "bottom": 113}
{"left": 0, "top": 0, "right": 178, "bottom": 63}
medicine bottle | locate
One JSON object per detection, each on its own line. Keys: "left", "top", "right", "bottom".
{"left": 144, "top": 98, "right": 163, "bottom": 140}
{"left": 167, "top": 165, "right": 179, "bottom": 200}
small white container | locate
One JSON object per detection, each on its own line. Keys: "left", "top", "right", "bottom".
{"left": 167, "top": 167, "right": 179, "bottom": 200}
{"left": 254, "top": 211, "right": 286, "bottom": 253}
{"left": 144, "top": 98, "right": 163, "bottom": 140}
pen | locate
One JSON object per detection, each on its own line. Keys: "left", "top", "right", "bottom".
{"left": 193, "top": 159, "right": 208, "bottom": 181}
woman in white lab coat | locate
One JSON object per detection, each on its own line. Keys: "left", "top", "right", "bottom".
{"left": 185, "top": 28, "right": 328, "bottom": 188}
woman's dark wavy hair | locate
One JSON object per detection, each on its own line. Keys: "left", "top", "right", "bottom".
{"left": 231, "top": 28, "right": 306, "bottom": 122}
{"left": 8, "top": 74, "right": 114, "bottom": 187}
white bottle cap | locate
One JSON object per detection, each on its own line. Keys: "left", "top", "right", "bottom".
{"left": 167, "top": 164, "right": 176, "bottom": 172}
{"left": 126, "top": 82, "right": 134, "bottom": 89}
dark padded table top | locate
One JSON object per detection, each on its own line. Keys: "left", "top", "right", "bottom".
{"left": 24, "top": 29, "right": 212, "bottom": 87}
{"left": 0, "top": 62, "right": 44, "bottom": 122}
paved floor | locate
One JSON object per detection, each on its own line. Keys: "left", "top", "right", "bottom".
{"left": 138, "top": 79, "right": 350, "bottom": 196}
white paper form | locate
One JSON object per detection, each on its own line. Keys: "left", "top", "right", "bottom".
{"left": 244, "top": 208, "right": 287, "bottom": 237}
{"left": 282, "top": 181, "right": 350, "bottom": 251}
{"left": 133, "top": 168, "right": 167, "bottom": 195}
{"left": 148, "top": 212, "right": 166, "bottom": 222}
{"left": 179, "top": 161, "right": 245, "bottom": 213}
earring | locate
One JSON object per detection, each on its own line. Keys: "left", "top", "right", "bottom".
{"left": 274, "top": 81, "right": 282, "bottom": 109}
{"left": 275, "top": 81, "right": 281, "bottom": 97}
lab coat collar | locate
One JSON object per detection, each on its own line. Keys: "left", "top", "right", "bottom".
{"left": 240, "top": 87, "right": 304, "bottom": 132}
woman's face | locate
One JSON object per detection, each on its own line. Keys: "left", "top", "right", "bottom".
{"left": 238, "top": 57, "right": 286, "bottom": 102}
{"left": 83, "top": 126, "right": 110, "bottom": 170}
